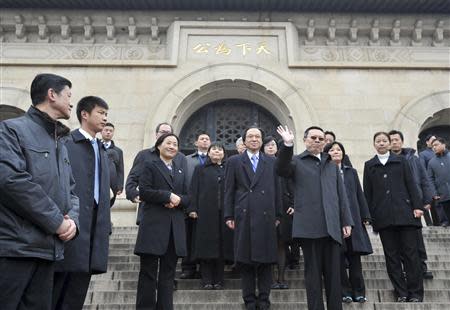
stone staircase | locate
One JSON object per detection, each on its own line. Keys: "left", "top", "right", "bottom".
{"left": 83, "top": 226, "right": 450, "bottom": 310}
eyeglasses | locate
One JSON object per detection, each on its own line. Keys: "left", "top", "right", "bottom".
{"left": 309, "top": 136, "right": 325, "bottom": 141}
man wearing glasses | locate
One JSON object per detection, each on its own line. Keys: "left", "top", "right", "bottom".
{"left": 276, "top": 125, "right": 353, "bottom": 310}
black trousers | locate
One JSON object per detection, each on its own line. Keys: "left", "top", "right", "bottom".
{"left": 136, "top": 233, "right": 178, "bottom": 310}
{"left": 239, "top": 263, "right": 272, "bottom": 309}
{"left": 0, "top": 257, "right": 54, "bottom": 310}
{"left": 201, "top": 258, "right": 224, "bottom": 285}
{"left": 181, "top": 218, "right": 197, "bottom": 274}
{"left": 300, "top": 237, "right": 342, "bottom": 310}
{"left": 52, "top": 272, "right": 92, "bottom": 310}
{"left": 340, "top": 251, "right": 365, "bottom": 298}
{"left": 379, "top": 227, "right": 424, "bottom": 300}
{"left": 441, "top": 201, "right": 450, "bottom": 223}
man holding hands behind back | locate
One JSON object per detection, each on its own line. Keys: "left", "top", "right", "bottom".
{"left": 276, "top": 125, "right": 353, "bottom": 310}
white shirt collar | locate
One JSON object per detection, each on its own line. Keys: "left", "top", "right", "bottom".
{"left": 103, "top": 141, "right": 111, "bottom": 148}
{"left": 79, "top": 128, "right": 95, "bottom": 141}
{"left": 246, "top": 150, "right": 260, "bottom": 161}
{"left": 377, "top": 151, "right": 390, "bottom": 165}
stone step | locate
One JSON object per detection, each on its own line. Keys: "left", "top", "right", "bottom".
{"left": 91, "top": 269, "right": 450, "bottom": 281}
{"left": 88, "top": 278, "right": 450, "bottom": 291}
{"left": 83, "top": 302, "right": 450, "bottom": 310}
{"left": 87, "top": 289, "right": 450, "bottom": 304}
{"left": 104, "top": 261, "right": 450, "bottom": 271}
{"left": 104, "top": 253, "right": 450, "bottom": 263}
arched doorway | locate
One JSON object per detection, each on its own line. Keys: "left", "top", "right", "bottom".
{"left": 417, "top": 108, "right": 450, "bottom": 151}
{"left": 0, "top": 105, "right": 25, "bottom": 121}
{"left": 179, "top": 99, "right": 281, "bottom": 155}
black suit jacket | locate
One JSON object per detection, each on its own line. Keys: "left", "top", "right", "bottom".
{"left": 57, "top": 129, "right": 111, "bottom": 274}
{"left": 134, "top": 157, "right": 189, "bottom": 257}
{"left": 125, "top": 147, "right": 187, "bottom": 224}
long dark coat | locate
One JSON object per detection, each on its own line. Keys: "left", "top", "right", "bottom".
{"left": 134, "top": 157, "right": 189, "bottom": 257}
{"left": 224, "top": 152, "right": 281, "bottom": 264}
{"left": 278, "top": 177, "right": 294, "bottom": 243}
{"left": 187, "top": 161, "right": 234, "bottom": 261}
{"left": 428, "top": 150, "right": 450, "bottom": 203}
{"left": 276, "top": 145, "right": 354, "bottom": 245}
{"left": 105, "top": 140, "right": 124, "bottom": 193}
{"left": 58, "top": 129, "right": 111, "bottom": 274}
{"left": 125, "top": 147, "right": 187, "bottom": 224}
{"left": 363, "top": 153, "right": 423, "bottom": 232}
{"left": 342, "top": 166, "right": 372, "bottom": 255}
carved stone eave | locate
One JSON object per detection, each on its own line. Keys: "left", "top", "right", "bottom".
{"left": 1, "top": 21, "right": 449, "bottom": 69}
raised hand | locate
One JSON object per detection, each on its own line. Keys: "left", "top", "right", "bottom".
{"left": 277, "top": 125, "right": 294, "bottom": 145}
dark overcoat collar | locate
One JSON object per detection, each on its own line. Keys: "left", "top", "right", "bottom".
{"left": 152, "top": 157, "right": 175, "bottom": 190}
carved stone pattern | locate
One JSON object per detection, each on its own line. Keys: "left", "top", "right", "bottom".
{"left": 302, "top": 46, "right": 416, "bottom": 63}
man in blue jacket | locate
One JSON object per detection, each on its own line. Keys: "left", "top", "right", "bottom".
{"left": 0, "top": 73, "right": 79, "bottom": 310}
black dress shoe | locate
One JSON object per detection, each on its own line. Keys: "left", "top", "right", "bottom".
{"left": 397, "top": 297, "right": 407, "bottom": 302}
{"left": 213, "top": 283, "right": 223, "bottom": 290}
{"left": 342, "top": 296, "right": 353, "bottom": 303}
{"left": 423, "top": 270, "right": 434, "bottom": 279}
{"left": 203, "top": 284, "right": 214, "bottom": 290}
{"left": 408, "top": 297, "right": 421, "bottom": 302}
{"left": 179, "top": 271, "right": 195, "bottom": 279}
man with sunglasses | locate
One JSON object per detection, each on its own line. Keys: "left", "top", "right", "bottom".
{"left": 276, "top": 125, "right": 353, "bottom": 310}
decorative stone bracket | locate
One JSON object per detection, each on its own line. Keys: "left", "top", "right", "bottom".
{"left": 0, "top": 18, "right": 449, "bottom": 68}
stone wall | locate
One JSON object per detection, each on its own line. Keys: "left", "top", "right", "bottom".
{"left": 1, "top": 10, "right": 449, "bottom": 224}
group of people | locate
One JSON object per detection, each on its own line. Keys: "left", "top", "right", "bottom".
{"left": 1, "top": 73, "right": 449, "bottom": 310}
{"left": 126, "top": 120, "right": 449, "bottom": 310}
{"left": 0, "top": 73, "right": 123, "bottom": 310}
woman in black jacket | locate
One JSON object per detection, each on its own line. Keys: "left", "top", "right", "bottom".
{"left": 134, "top": 133, "right": 189, "bottom": 310}
{"left": 187, "top": 142, "right": 233, "bottom": 290}
{"left": 324, "top": 141, "right": 373, "bottom": 303}
{"left": 363, "top": 132, "right": 424, "bottom": 303}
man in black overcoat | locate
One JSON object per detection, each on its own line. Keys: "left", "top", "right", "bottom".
{"left": 389, "top": 130, "right": 435, "bottom": 279}
{"left": 276, "top": 125, "right": 353, "bottom": 310}
{"left": 224, "top": 127, "right": 281, "bottom": 310}
{"left": 53, "top": 96, "right": 111, "bottom": 310}
{"left": 125, "top": 122, "right": 187, "bottom": 225}
{"left": 101, "top": 122, "right": 124, "bottom": 206}
{"left": 181, "top": 132, "right": 211, "bottom": 279}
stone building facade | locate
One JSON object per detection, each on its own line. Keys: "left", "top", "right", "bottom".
{"left": 1, "top": 2, "right": 449, "bottom": 225}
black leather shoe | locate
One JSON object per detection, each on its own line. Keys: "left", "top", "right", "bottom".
{"left": 342, "top": 296, "right": 353, "bottom": 303}
{"left": 213, "top": 283, "right": 223, "bottom": 290}
{"left": 397, "top": 297, "right": 407, "bottom": 302}
{"left": 408, "top": 297, "right": 421, "bottom": 302}
{"left": 353, "top": 296, "right": 367, "bottom": 303}
{"left": 203, "top": 284, "right": 214, "bottom": 290}
{"left": 423, "top": 270, "right": 434, "bottom": 279}
{"left": 179, "top": 271, "right": 195, "bottom": 279}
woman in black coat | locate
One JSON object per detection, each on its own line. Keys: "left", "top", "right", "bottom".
{"left": 134, "top": 133, "right": 189, "bottom": 310}
{"left": 262, "top": 136, "right": 294, "bottom": 290}
{"left": 324, "top": 141, "right": 373, "bottom": 303}
{"left": 187, "top": 142, "right": 233, "bottom": 290}
{"left": 363, "top": 132, "right": 424, "bottom": 303}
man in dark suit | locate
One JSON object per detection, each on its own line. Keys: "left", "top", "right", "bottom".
{"left": 181, "top": 132, "right": 211, "bottom": 279}
{"left": 101, "top": 122, "right": 124, "bottom": 206}
{"left": 224, "top": 127, "right": 281, "bottom": 310}
{"left": 389, "top": 130, "right": 435, "bottom": 279}
{"left": 53, "top": 96, "right": 111, "bottom": 310}
{"left": 125, "top": 122, "right": 187, "bottom": 225}
{"left": 276, "top": 125, "right": 353, "bottom": 310}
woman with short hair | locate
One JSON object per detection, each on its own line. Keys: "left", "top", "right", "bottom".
{"left": 363, "top": 132, "right": 424, "bottom": 303}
